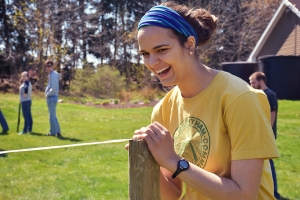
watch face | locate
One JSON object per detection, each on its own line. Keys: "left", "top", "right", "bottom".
{"left": 179, "top": 160, "right": 189, "bottom": 169}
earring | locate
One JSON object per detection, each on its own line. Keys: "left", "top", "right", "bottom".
{"left": 189, "top": 51, "right": 193, "bottom": 55}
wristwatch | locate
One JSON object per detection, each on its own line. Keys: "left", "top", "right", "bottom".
{"left": 172, "top": 158, "right": 189, "bottom": 179}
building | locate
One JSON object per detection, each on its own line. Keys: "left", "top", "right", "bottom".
{"left": 247, "top": 0, "right": 300, "bottom": 62}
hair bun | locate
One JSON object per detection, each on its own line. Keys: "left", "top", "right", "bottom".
{"left": 192, "top": 9, "right": 218, "bottom": 45}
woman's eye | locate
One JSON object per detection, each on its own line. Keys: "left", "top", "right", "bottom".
{"left": 140, "top": 52, "right": 149, "bottom": 57}
{"left": 158, "top": 49, "right": 166, "bottom": 52}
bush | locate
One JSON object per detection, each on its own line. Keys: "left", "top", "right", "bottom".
{"left": 143, "top": 99, "right": 150, "bottom": 104}
{"left": 140, "top": 86, "right": 159, "bottom": 101}
{"left": 102, "top": 100, "right": 110, "bottom": 106}
{"left": 70, "top": 68, "right": 94, "bottom": 97}
{"left": 117, "top": 90, "right": 133, "bottom": 102}
{"left": 114, "top": 99, "right": 119, "bottom": 104}
{"left": 130, "top": 99, "right": 140, "bottom": 104}
{"left": 91, "top": 66, "right": 125, "bottom": 98}
{"left": 94, "top": 101, "right": 102, "bottom": 105}
{"left": 70, "top": 66, "right": 125, "bottom": 98}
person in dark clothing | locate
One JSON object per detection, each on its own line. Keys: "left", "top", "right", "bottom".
{"left": 0, "top": 109, "right": 9, "bottom": 134}
{"left": 250, "top": 71, "right": 280, "bottom": 200}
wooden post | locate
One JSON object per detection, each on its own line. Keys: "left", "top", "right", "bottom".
{"left": 129, "top": 139, "right": 160, "bottom": 200}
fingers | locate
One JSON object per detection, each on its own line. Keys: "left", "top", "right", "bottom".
{"left": 125, "top": 144, "right": 129, "bottom": 151}
{"left": 148, "top": 122, "right": 168, "bottom": 138}
{"left": 134, "top": 122, "right": 171, "bottom": 140}
{"left": 130, "top": 122, "right": 179, "bottom": 168}
{"left": 137, "top": 123, "right": 172, "bottom": 148}
{"left": 152, "top": 121, "right": 168, "bottom": 132}
{"left": 134, "top": 127, "right": 146, "bottom": 135}
{"left": 136, "top": 127, "right": 158, "bottom": 144}
{"left": 133, "top": 127, "right": 147, "bottom": 141}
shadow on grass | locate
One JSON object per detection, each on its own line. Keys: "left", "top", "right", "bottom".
{"left": 0, "top": 149, "right": 8, "bottom": 157}
{"left": 278, "top": 196, "right": 291, "bottom": 200}
{"left": 0, "top": 131, "right": 9, "bottom": 136}
{"left": 30, "top": 132, "right": 82, "bottom": 142}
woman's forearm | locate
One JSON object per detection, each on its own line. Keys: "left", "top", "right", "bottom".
{"left": 160, "top": 168, "right": 182, "bottom": 200}
{"left": 165, "top": 159, "right": 263, "bottom": 200}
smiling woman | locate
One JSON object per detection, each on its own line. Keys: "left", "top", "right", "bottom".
{"left": 129, "top": 1, "right": 279, "bottom": 200}
{"left": 137, "top": 3, "right": 217, "bottom": 96}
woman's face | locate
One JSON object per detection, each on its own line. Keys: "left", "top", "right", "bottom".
{"left": 21, "top": 73, "right": 28, "bottom": 81}
{"left": 137, "top": 26, "right": 191, "bottom": 87}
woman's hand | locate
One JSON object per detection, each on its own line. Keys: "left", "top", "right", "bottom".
{"left": 124, "top": 126, "right": 183, "bottom": 200}
{"left": 132, "top": 121, "right": 180, "bottom": 169}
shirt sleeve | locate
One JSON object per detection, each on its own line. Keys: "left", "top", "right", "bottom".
{"left": 266, "top": 92, "right": 278, "bottom": 112}
{"left": 224, "top": 91, "right": 278, "bottom": 160}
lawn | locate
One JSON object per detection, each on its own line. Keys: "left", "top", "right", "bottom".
{"left": 0, "top": 93, "right": 299, "bottom": 199}
{"left": 0, "top": 93, "right": 152, "bottom": 200}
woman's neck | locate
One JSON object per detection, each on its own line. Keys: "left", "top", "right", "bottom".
{"left": 178, "top": 62, "right": 219, "bottom": 98}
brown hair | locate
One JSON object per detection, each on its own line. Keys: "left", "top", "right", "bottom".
{"left": 44, "top": 60, "right": 54, "bottom": 66}
{"left": 251, "top": 72, "right": 267, "bottom": 83}
{"left": 161, "top": 1, "right": 218, "bottom": 47}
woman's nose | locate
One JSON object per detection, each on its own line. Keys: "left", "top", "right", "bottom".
{"left": 148, "top": 55, "right": 159, "bottom": 67}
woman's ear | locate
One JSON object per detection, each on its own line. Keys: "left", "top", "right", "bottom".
{"left": 185, "top": 36, "right": 196, "bottom": 52}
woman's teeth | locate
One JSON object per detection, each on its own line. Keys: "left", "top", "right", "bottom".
{"left": 156, "top": 67, "right": 171, "bottom": 74}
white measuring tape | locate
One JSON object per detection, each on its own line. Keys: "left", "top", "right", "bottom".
{"left": 0, "top": 139, "right": 131, "bottom": 155}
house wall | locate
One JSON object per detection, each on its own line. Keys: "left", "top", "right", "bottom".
{"left": 258, "top": 8, "right": 300, "bottom": 57}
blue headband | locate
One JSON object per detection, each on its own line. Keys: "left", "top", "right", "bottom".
{"left": 138, "top": 5, "right": 199, "bottom": 46}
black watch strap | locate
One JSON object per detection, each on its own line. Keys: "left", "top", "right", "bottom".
{"left": 172, "top": 158, "right": 189, "bottom": 179}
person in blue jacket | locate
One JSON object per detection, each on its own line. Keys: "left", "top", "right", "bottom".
{"left": 44, "top": 60, "right": 62, "bottom": 138}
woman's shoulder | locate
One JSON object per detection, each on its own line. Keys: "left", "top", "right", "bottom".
{"left": 215, "top": 71, "right": 256, "bottom": 95}
{"left": 153, "top": 86, "right": 180, "bottom": 109}
{"left": 212, "top": 71, "right": 266, "bottom": 106}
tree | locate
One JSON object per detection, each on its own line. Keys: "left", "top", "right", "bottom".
{"left": 0, "top": 0, "right": 282, "bottom": 94}
{"left": 171, "top": 0, "right": 281, "bottom": 68}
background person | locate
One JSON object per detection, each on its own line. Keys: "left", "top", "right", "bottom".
{"left": 19, "top": 71, "right": 33, "bottom": 134}
{"left": 128, "top": 2, "right": 278, "bottom": 199}
{"left": 249, "top": 71, "right": 280, "bottom": 199}
{"left": 44, "top": 60, "right": 62, "bottom": 138}
{"left": 0, "top": 109, "right": 9, "bottom": 134}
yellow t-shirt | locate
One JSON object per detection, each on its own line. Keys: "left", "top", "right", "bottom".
{"left": 151, "top": 71, "right": 278, "bottom": 200}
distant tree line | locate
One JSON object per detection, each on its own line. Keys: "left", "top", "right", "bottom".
{"left": 0, "top": 0, "right": 281, "bottom": 93}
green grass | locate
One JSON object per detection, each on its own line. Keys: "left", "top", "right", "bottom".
{"left": 276, "top": 100, "right": 300, "bottom": 199}
{"left": 0, "top": 94, "right": 299, "bottom": 199}
{"left": 0, "top": 93, "right": 152, "bottom": 200}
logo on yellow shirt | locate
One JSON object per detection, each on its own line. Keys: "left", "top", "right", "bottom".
{"left": 173, "top": 117, "right": 210, "bottom": 168}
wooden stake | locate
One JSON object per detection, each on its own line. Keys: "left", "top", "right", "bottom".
{"left": 129, "top": 139, "right": 160, "bottom": 200}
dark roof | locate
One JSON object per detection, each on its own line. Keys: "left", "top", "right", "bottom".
{"left": 289, "top": 0, "right": 300, "bottom": 10}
